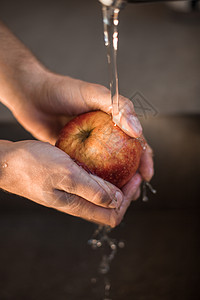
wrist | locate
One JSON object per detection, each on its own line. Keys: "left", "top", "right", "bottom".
{"left": 0, "top": 22, "right": 48, "bottom": 113}
{"left": 0, "top": 59, "right": 47, "bottom": 113}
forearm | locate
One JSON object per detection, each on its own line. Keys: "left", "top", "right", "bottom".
{"left": 0, "top": 22, "right": 46, "bottom": 112}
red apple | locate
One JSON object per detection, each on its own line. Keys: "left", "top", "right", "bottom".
{"left": 55, "top": 110, "right": 142, "bottom": 188}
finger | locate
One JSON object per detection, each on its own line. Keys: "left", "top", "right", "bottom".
{"left": 110, "top": 95, "right": 142, "bottom": 138}
{"left": 122, "top": 173, "right": 142, "bottom": 201}
{"left": 90, "top": 174, "right": 124, "bottom": 208}
{"left": 55, "top": 155, "right": 124, "bottom": 209}
{"left": 139, "top": 144, "right": 154, "bottom": 182}
{"left": 52, "top": 189, "right": 130, "bottom": 228}
{"left": 46, "top": 189, "right": 119, "bottom": 227}
{"left": 112, "top": 194, "right": 133, "bottom": 227}
{"left": 81, "top": 83, "right": 142, "bottom": 138}
{"left": 132, "top": 187, "right": 141, "bottom": 201}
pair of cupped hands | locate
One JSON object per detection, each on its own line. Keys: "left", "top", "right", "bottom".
{"left": 2, "top": 70, "right": 154, "bottom": 227}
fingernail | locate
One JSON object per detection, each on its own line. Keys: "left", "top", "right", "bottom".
{"left": 115, "top": 191, "right": 123, "bottom": 207}
{"left": 109, "top": 199, "right": 118, "bottom": 208}
{"left": 128, "top": 115, "right": 142, "bottom": 136}
{"left": 108, "top": 191, "right": 123, "bottom": 209}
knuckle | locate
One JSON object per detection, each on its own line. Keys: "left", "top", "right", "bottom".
{"left": 56, "top": 172, "right": 78, "bottom": 194}
{"left": 52, "top": 190, "right": 81, "bottom": 212}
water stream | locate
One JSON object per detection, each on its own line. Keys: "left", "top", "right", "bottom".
{"left": 90, "top": 7, "right": 122, "bottom": 298}
{"left": 102, "top": 4, "right": 120, "bottom": 120}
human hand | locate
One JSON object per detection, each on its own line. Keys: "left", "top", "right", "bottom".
{"left": 4, "top": 68, "right": 154, "bottom": 205}
{"left": 10, "top": 71, "right": 143, "bottom": 145}
{"left": 0, "top": 140, "right": 145, "bottom": 227}
{"left": 0, "top": 21, "right": 153, "bottom": 222}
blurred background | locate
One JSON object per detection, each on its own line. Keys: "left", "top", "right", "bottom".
{"left": 0, "top": 0, "right": 200, "bottom": 299}
{"left": 0, "top": 0, "right": 200, "bottom": 119}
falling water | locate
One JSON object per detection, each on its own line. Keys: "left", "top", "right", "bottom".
{"left": 102, "top": 4, "right": 120, "bottom": 120}
{"left": 142, "top": 181, "right": 157, "bottom": 202}
{"left": 88, "top": 225, "right": 125, "bottom": 300}
{"left": 88, "top": 180, "right": 156, "bottom": 299}
{"left": 87, "top": 3, "right": 156, "bottom": 299}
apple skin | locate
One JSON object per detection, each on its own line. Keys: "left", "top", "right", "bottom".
{"left": 55, "top": 111, "right": 142, "bottom": 188}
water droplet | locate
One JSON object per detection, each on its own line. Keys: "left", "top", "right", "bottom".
{"left": 142, "top": 195, "right": 149, "bottom": 202}
{"left": 146, "top": 182, "right": 157, "bottom": 194}
{"left": 91, "top": 277, "right": 97, "bottom": 284}
{"left": 142, "top": 181, "right": 156, "bottom": 202}
{"left": 88, "top": 239, "right": 95, "bottom": 245}
{"left": 142, "top": 181, "right": 147, "bottom": 202}
{"left": 1, "top": 162, "right": 8, "bottom": 168}
{"left": 97, "top": 241, "right": 102, "bottom": 247}
{"left": 88, "top": 225, "right": 124, "bottom": 297}
{"left": 99, "top": 263, "right": 110, "bottom": 274}
{"left": 105, "top": 283, "right": 111, "bottom": 291}
{"left": 136, "top": 136, "right": 146, "bottom": 149}
{"left": 110, "top": 243, "right": 116, "bottom": 250}
{"left": 118, "top": 241, "right": 125, "bottom": 248}
{"left": 88, "top": 238, "right": 101, "bottom": 249}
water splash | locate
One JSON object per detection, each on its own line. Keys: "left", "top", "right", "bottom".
{"left": 88, "top": 225, "right": 125, "bottom": 300}
{"left": 136, "top": 136, "right": 147, "bottom": 150}
{"left": 88, "top": 181, "right": 156, "bottom": 299}
{"left": 104, "top": 277, "right": 112, "bottom": 300}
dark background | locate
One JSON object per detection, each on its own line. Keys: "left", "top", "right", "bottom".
{"left": 0, "top": 0, "right": 200, "bottom": 119}
{"left": 0, "top": 1, "right": 200, "bottom": 299}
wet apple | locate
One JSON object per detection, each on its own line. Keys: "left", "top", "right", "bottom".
{"left": 56, "top": 110, "right": 142, "bottom": 188}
